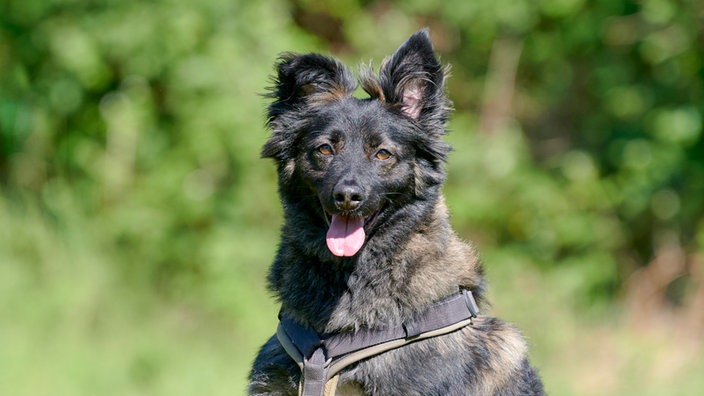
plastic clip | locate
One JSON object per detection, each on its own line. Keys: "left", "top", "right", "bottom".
{"left": 462, "top": 289, "right": 479, "bottom": 324}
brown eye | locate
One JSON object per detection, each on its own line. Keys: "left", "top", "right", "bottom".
{"left": 318, "top": 144, "right": 333, "bottom": 156}
{"left": 375, "top": 149, "right": 392, "bottom": 160}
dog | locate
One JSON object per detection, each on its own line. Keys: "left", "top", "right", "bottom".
{"left": 248, "top": 30, "right": 545, "bottom": 396}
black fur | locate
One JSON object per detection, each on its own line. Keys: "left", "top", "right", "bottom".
{"left": 249, "top": 30, "right": 545, "bottom": 396}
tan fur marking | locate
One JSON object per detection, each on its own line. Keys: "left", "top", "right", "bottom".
{"left": 406, "top": 197, "right": 483, "bottom": 303}
{"left": 469, "top": 319, "right": 529, "bottom": 394}
{"left": 335, "top": 380, "right": 365, "bottom": 395}
{"left": 302, "top": 83, "right": 353, "bottom": 105}
{"left": 309, "top": 91, "right": 348, "bottom": 105}
{"left": 359, "top": 65, "right": 385, "bottom": 102}
{"left": 282, "top": 159, "right": 295, "bottom": 181}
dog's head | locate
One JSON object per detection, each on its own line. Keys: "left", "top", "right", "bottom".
{"left": 263, "top": 30, "right": 452, "bottom": 257}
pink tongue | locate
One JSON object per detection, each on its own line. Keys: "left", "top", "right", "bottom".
{"left": 326, "top": 215, "right": 366, "bottom": 257}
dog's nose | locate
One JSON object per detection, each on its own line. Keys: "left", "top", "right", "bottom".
{"left": 333, "top": 183, "right": 364, "bottom": 211}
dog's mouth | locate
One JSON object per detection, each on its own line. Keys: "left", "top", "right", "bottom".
{"left": 323, "top": 209, "right": 381, "bottom": 257}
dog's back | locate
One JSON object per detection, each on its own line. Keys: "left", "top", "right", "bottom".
{"left": 249, "top": 30, "right": 544, "bottom": 396}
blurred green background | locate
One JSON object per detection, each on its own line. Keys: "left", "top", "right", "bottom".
{"left": 2, "top": 0, "right": 703, "bottom": 395}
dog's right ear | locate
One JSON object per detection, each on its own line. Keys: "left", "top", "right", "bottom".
{"left": 266, "top": 53, "right": 356, "bottom": 121}
{"left": 263, "top": 53, "right": 356, "bottom": 162}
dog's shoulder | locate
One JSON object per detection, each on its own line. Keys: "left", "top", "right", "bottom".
{"left": 403, "top": 198, "right": 486, "bottom": 301}
{"left": 338, "top": 316, "right": 541, "bottom": 395}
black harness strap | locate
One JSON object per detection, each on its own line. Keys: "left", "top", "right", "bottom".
{"left": 277, "top": 289, "right": 480, "bottom": 396}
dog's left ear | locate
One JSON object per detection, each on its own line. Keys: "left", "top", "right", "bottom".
{"left": 378, "top": 30, "right": 450, "bottom": 125}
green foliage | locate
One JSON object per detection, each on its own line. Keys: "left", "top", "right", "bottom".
{"left": 1, "top": 0, "right": 300, "bottom": 289}
{"left": 1, "top": 0, "right": 703, "bottom": 394}
{"left": 445, "top": 124, "right": 623, "bottom": 306}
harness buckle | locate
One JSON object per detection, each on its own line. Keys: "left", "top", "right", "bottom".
{"left": 301, "top": 347, "right": 332, "bottom": 396}
{"left": 462, "top": 289, "right": 479, "bottom": 323}
{"left": 402, "top": 321, "right": 422, "bottom": 339}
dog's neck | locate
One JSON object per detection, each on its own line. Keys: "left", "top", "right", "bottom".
{"left": 268, "top": 197, "right": 485, "bottom": 334}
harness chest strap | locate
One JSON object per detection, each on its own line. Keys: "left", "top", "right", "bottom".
{"left": 276, "top": 289, "right": 480, "bottom": 396}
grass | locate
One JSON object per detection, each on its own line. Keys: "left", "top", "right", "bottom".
{"left": 1, "top": 191, "right": 702, "bottom": 395}
{"left": 0, "top": 191, "right": 278, "bottom": 395}
{"left": 486, "top": 251, "right": 704, "bottom": 396}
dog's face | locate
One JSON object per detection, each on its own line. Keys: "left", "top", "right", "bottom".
{"left": 297, "top": 99, "right": 419, "bottom": 256}
{"left": 263, "top": 31, "right": 451, "bottom": 257}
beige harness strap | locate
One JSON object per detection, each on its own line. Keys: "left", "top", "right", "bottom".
{"left": 298, "top": 374, "right": 339, "bottom": 396}
{"left": 324, "top": 374, "right": 339, "bottom": 396}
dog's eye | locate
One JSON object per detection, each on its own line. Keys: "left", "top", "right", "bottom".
{"left": 375, "top": 149, "right": 393, "bottom": 160}
{"left": 318, "top": 144, "right": 334, "bottom": 156}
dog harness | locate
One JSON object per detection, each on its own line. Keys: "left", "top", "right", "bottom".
{"left": 277, "top": 289, "right": 480, "bottom": 396}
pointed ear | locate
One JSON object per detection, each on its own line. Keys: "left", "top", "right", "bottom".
{"left": 266, "top": 53, "right": 356, "bottom": 121}
{"left": 378, "top": 30, "right": 450, "bottom": 123}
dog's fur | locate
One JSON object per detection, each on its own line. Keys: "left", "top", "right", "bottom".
{"left": 249, "top": 30, "right": 545, "bottom": 396}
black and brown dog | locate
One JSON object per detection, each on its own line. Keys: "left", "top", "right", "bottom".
{"left": 249, "top": 30, "right": 545, "bottom": 396}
